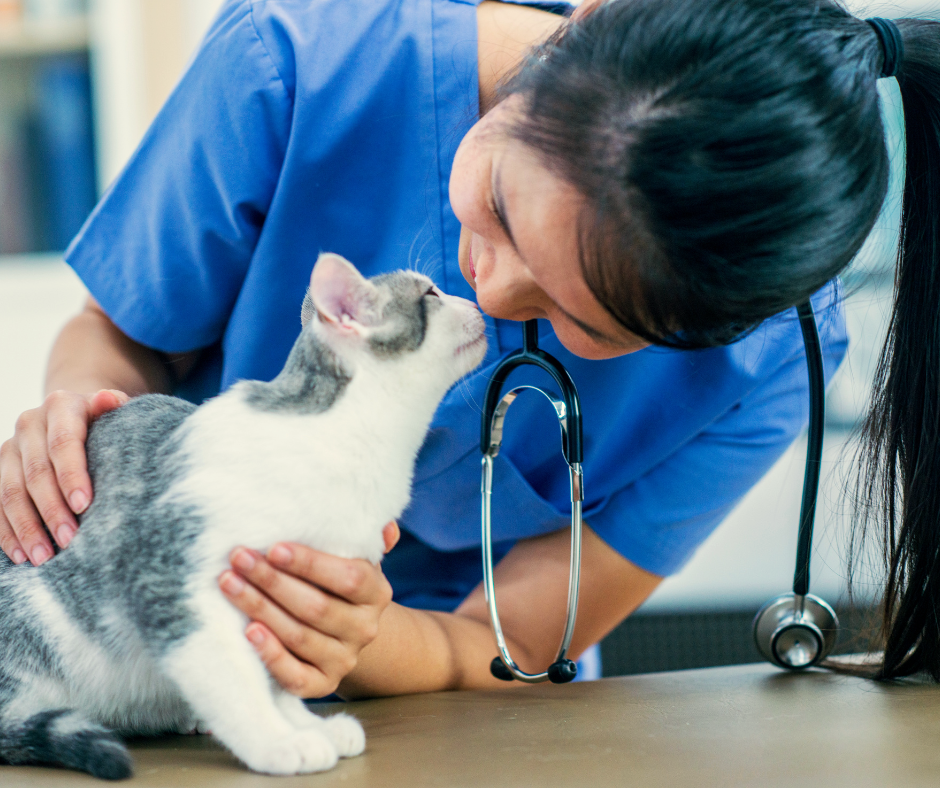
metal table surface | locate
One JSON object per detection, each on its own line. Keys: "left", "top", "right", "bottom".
{"left": 6, "top": 662, "right": 940, "bottom": 788}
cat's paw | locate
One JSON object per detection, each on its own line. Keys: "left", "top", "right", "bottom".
{"left": 244, "top": 730, "right": 339, "bottom": 775}
{"left": 195, "top": 720, "right": 212, "bottom": 735}
{"left": 174, "top": 718, "right": 212, "bottom": 735}
{"left": 324, "top": 713, "right": 365, "bottom": 758}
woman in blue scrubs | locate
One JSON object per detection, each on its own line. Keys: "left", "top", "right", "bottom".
{"left": 1, "top": 0, "right": 938, "bottom": 689}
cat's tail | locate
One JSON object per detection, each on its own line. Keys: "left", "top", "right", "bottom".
{"left": 0, "top": 709, "right": 133, "bottom": 780}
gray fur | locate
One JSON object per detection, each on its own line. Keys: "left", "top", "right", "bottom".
{"left": 0, "top": 395, "right": 198, "bottom": 779}
{"left": 243, "top": 335, "right": 351, "bottom": 415}
{"left": 0, "top": 711, "right": 132, "bottom": 780}
{"left": 246, "top": 270, "right": 438, "bottom": 414}
{"left": 367, "top": 271, "right": 442, "bottom": 358}
{"left": 41, "top": 395, "right": 200, "bottom": 647}
{"left": 0, "top": 265, "right": 454, "bottom": 780}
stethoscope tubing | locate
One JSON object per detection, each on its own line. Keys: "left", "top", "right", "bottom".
{"left": 793, "top": 302, "right": 825, "bottom": 598}
{"left": 480, "top": 320, "right": 584, "bottom": 683}
{"left": 482, "top": 446, "right": 583, "bottom": 682}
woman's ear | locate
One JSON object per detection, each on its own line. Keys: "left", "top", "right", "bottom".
{"left": 309, "top": 253, "right": 380, "bottom": 334}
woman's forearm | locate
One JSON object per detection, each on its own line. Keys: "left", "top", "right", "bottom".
{"left": 337, "top": 526, "right": 662, "bottom": 700}
{"left": 45, "top": 297, "right": 188, "bottom": 397}
{"left": 338, "top": 603, "right": 521, "bottom": 698}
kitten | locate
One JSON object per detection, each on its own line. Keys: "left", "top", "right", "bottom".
{"left": 0, "top": 253, "right": 487, "bottom": 779}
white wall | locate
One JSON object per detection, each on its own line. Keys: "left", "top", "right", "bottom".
{"left": 89, "top": 0, "right": 224, "bottom": 189}
{"left": 0, "top": 257, "right": 87, "bottom": 438}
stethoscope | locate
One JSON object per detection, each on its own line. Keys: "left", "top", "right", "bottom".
{"left": 480, "top": 302, "right": 838, "bottom": 683}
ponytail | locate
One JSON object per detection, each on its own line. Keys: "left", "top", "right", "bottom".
{"left": 857, "top": 18, "right": 940, "bottom": 680}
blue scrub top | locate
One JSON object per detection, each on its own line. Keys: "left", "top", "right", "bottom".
{"left": 66, "top": 0, "right": 847, "bottom": 612}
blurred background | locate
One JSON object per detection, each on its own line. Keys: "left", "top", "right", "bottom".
{"left": 0, "top": 0, "right": 933, "bottom": 676}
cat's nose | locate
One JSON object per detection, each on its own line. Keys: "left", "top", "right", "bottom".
{"left": 447, "top": 295, "right": 479, "bottom": 310}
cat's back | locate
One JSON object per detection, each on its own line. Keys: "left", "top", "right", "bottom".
{"left": 28, "top": 394, "right": 201, "bottom": 642}
{"left": 86, "top": 394, "right": 197, "bottom": 504}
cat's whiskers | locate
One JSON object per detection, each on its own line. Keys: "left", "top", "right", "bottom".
{"left": 406, "top": 231, "right": 442, "bottom": 282}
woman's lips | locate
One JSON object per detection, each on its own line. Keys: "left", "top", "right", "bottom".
{"left": 468, "top": 243, "right": 476, "bottom": 280}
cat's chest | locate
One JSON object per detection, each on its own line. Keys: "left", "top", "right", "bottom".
{"left": 171, "top": 396, "right": 411, "bottom": 560}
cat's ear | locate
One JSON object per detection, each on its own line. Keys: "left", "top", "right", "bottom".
{"left": 309, "top": 253, "right": 380, "bottom": 334}
{"left": 300, "top": 290, "right": 315, "bottom": 327}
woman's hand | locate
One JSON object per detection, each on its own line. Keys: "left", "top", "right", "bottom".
{"left": 219, "top": 522, "right": 400, "bottom": 698}
{"left": 0, "top": 389, "right": 129, "bottom": 565}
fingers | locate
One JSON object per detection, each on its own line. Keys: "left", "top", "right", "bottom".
{"left": 38, "top": 389, "right": 126, "bottom": 528}
{"left": 243, "top": 622, "right": 336, "bottom": 698}
{"left": 0, "top": 388, "right": 128, "bottom": 565}
{"left": 227, "top": 549, "right": 378, "bottom": 645}
{"left": 0, "top": 483, "right": 28, "bottom": 565}
{"left": 88, "top": 389, "right": 130, "bottom": 418}
{"left": 219, "top": 570, "right": 352, "bottom": 697}
{"left": 220, "top": 544, "right": 395, "bottom": 698}
{"left": 0, "top": 437, "right": 55, "bottom": 565}
{"left": 26, "top": 392, "right": 91, "bottom": 547}
{"left": 45, "top": 395, "right": 93, "bottom": 521}
{"left": 382, "top": 521, "right": 400, "bottom": 554}
{"left": 266, "top": 542, "right": 393, "bottom": 608}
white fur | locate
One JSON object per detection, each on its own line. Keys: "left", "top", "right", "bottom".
{"left": 0, "top": 260, "right": 486, "bottom": 777}
{"left": 145, "top": 263, "right": 486, "bottom": 775}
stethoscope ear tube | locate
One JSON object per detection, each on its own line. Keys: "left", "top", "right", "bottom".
{"left": 481, "top": 321, "right": 584, "bottom": 683}
{"left": 480, "top": 320, "right": 583, "bottom": 464}
{"left": 482, "top": 403, "right": 584, "bottom": 683}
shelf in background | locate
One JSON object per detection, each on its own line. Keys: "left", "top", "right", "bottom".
{"left": 0, "top": 16, "right": 88, "bottom": 57}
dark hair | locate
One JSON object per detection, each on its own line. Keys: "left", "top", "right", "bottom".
{"left": 506, "top": 0, "right": 940, "bottom": 678}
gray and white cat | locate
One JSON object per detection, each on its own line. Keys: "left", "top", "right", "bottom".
{"left": 0, "top": 253, "right": 487, "bottom": 779}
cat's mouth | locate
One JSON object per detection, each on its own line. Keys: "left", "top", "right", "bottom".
{"left": 455, "top": 333, "right": 486, "bottom": 357}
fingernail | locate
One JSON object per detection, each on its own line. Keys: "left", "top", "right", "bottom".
{"left": 268, "top": 544, "right": 292, "bottom": 566}
{"left": 246, "top": 627, "right": 266, "bottom": 647}
{"left": 231, "top": 549, "right": 256, "bottom": 572}
{"left": 11, "top": 548, "right": 27, "bottom": 565}
{"left": 219, "top": 572, "right": 245, "bottom": 595}
{"left": 30, "top": 545, "right": 52, "bottom": 566}
{"left": 69, "top": 491, "right": 89, "bottom": 514}
{"left": 57, "top": 525, "right": 75, "bottom": 548}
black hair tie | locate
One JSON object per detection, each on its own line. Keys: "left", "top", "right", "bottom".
{"left": 866, "top": 17, "right": 904, "bottom": 78}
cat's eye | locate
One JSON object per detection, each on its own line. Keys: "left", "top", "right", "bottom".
{"left": 424, "top": 287, "right": 440, "bottom": 298}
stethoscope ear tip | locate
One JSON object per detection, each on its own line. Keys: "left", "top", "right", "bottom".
{"left": 491, "top": 656, "right": 516, "bottom": 681}
{"left": 489, "top": 656, "right": 579, "bottom": 683}
{"left": 548, "top": 659, "right": 578, "bottom": 684}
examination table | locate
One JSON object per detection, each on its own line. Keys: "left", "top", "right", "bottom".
{"left": 4, "top": 663, "right": 939, "bottom": 787}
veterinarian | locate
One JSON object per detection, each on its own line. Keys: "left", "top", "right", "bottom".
{"left": 2, "top": 0, "right": 938, "bottom": 693}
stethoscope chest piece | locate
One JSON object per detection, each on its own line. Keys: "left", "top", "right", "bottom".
{"left": 751, "top": 301, "right": 841, "bottom": 672}
{"left": 753, "top": 592, "right": 839, "bottom": 669}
